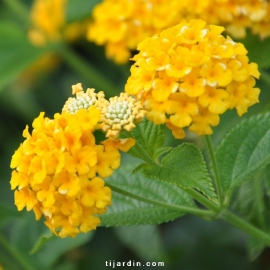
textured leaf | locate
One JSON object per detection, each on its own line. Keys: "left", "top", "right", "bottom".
{"left": 30, "top": 231, "right": 54, "bottom": 255}
{"left": 124, "top": 118, "right": 167, "bottom": 163}
{"left": 101, "top": 165, "right": 195, "bottom": 227}
{"left": 114, "top": 225, "right": 168, "bottom": 261}
{"left": 142, "top": 143, "right": 217, "bottom": 202}
{"left": 153, "top": 146, "right": 172, "bottom": 159}
{"left": 132, "top": 163, "right": 147, "bottom": 174}
{"left": 0, "top": 21, "right": 48, "bottom": 91}
{"left": 216, "top": 113, "right": 270, "bottom": 193}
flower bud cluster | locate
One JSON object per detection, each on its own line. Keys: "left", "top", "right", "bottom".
{"left": 99, "top": 93, "right": 146, "bottom": 139}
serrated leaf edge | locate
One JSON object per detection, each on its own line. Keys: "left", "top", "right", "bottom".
{"left": 142, "top": 143, "right": 217, "bottom": 203}
{"left": 216, "top": 112, "right": 270, "bottom": 191}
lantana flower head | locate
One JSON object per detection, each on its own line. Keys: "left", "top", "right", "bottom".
{"left": 202, "top": 0, "right": 270, "bottom": 39}
{"left": 29, "top": 0, "right": 89, "bottom": 46}
{"left": 26, "top": 0, "right": 91, "bottom": 90}
{"left": 29, "top": 0, "right": 67, "bottom": 45}
{"left": 99, "top": 93, "right": 147, "bottom": 139}
{"left": 10, "top": 84, "right": 136, "bottom": 238}
{"left": 88, "top": 0, "right": 270, "bottom": 64}
{"left": 125, "top": 19, "right": 260, "bottom": 138}
{"left": 62, "top": 83, "right": 107, "bottom": 114}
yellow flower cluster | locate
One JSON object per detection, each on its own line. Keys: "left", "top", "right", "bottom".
{"left": 10, "top": 83, "right": 140, "bottom": 238}
{"left": 28, "top": 0, "right": 89, "bottom": 46}
{"left": 201, "top": 0, "right": 270, "bottom": 40}
{"left": 88, "top": 0, "right": 270, "bottom": 63}
{"left": 29, "top": 0, "right": 67, "bottom": 45}
{"left": 125, "top": 19, "right": 260, "bottom": 138}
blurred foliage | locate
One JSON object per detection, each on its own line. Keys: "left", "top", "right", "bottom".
{"left": 0, "top": 0, "right": 270, "bottom": 269}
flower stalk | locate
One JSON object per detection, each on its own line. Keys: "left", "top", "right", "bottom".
{"left": 221, "top": 211, "right": 270, "bottom": 246}
{"left": 184, "top": 183, "right": 270, "bottom": 246}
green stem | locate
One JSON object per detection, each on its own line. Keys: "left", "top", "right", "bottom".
{"left": 175, "top": 187, "right": 270, "bottom": 246}
{"left": 184, "top": 188, "right": 220, "bottom": 213}
{"left": 0, "top": 234, "right": 36, "bottom": 270}
{"left": 221, "top": 211, "right": 270, "bottom": 246}
{"left": 184, "top": 187, "right": 270, "bottom": 246}
{"left": 56, "top": 43, "right": 120, "bottom": 97}
{"left": 106, "top": 182, "right": 215, "bottom": 219}
{"left": 2, "top": 0, "right": 30, "bottom": 25}
{"left": 108, "top": 181, "right": 270, "bottom": 245}
{"left": 205, "top": 135, "right": 223, "bottom": 206}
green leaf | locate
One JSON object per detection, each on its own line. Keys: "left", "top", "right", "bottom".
{"left": 66, "top": 0, "right": 101, "bottom": 23}
{"left": 0, "top": 203, "right": 21, "bottom": 229}
{"left": 242, "top": 32, "right": 270, "bottom": 69}
{"left": 0, "top": 232, "right": 37, "bottom": 270}
{"left": 54, "top": 261, "right": 77, "bottom": 270}
{"left": 153, "top": 146, "right": 172, "bottom": 159}
{"left": 0, "top": 250, "right": 20, "bottom": 270}
{"left": 216, "top": 113, "right": 270, "bottom": 194}
{"left": 0, "top": 21, "right": 48, "bottom": 91}
{"left": 230, "top": 173, "right": 267, "bottom": 261}
{"left": 260, "top": 70, "right": 270, "bottom": 87}
{"left": 142, "top": 143, "right": 217, "bottom": 202}
{"left": 10, "top": 213, "right": 93, "bottom": 269}
{"left": 124, "top": 118, "right": 167, "bottom": 163}
{"left": 264, "top": 163, "right": 270, "bottom": 197}
{"left": 114, "top": 225, "right": 168, "bottom": 261}
{"left": 30, "top": 231, "right": 54, "bottom": 255}
{"left": 247, "top": 237, "right": 265, "bottom": 261}
{"left": 132, "top": 163, "right": 147, "bottom": 174}
{"left": 231, "top": 176, "right": 265, "bottom": 228}
{"left": 34, "top": 231, "right": 93, "bottom": 269}
{"left": 102, "top": 165, "right": 195, "bottom": 227}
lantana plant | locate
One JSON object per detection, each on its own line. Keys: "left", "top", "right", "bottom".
{"left": 10, "top": 19, "right": 270, "bottom": 259}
